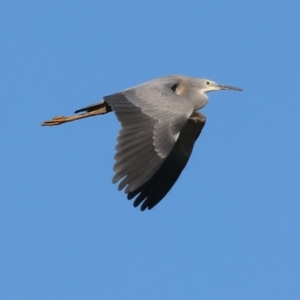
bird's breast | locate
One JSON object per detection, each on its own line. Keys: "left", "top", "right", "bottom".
{"left": 193, "top": 92, "right": 208, "bottom": 110}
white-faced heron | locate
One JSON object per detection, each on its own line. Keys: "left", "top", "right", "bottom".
{"left": 43, "top": 75, "right": 242, "bottom": 211}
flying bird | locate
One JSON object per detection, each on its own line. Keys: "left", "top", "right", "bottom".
{"left": 42, "top": 75, "right": 242, "bottom": 210}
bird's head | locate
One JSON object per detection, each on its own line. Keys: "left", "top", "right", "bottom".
{"left": 198, "top": 79, "right": 243, "bottom": 94}
{"left": 183, "top": 77, "right": 242, "bottom": 110}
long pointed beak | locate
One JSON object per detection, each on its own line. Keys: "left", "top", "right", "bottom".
{"left": 218, "top": 84, "right": 243, "bottom": 91}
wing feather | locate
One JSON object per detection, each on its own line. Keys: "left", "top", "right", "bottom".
{"left": 104, "top": 77, "right": 195, "bottom": 208}
{"left": 128, "top": 112, "right": 206, "bottom": 210}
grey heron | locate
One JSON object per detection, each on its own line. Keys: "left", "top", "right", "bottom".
{"left": 42, "top": 75, "right": 242, "bottom": 211}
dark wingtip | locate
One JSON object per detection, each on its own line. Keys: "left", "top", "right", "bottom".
{"left": 74, "top": 108, "right": 85, "bottom": 113}
{"left": 126, "top": 113, "right": 206, "bottom": 211}
{"left": 74, "top": 101, "right": 112, "bottom": 114}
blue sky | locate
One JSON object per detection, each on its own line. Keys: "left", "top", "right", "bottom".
{"left": 1, "top": 1, "right": 300, "bottom": 299}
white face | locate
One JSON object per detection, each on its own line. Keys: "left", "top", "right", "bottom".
{"left": 201, "top": 80, "right": 221, "bottom": 93}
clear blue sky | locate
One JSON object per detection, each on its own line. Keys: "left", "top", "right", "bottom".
{"left": 1, "top": 1, "right": 300, "bottom": 299}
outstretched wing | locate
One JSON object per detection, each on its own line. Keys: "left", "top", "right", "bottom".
{"left": 104, "top": 77, "right": 195, "bottom": 209}
{"left": 128, "top": 111, "right": 206, "bottom": 210}
{"left": 74, "top": 76, "right": 205, "bottom": 210}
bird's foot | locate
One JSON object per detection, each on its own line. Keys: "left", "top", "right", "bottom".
{"left": 41, "top": 116, "right": 70, "bottom": 126}
{"left": 41, "top": 107, "right": 110, "bottom": 126}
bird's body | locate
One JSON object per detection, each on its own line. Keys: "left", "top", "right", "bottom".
{"left": 44, "top": 75, "right": 242, "bottom": 211}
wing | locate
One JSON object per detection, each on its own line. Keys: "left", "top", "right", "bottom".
{"left": 74, "top": 100, "right": 112, "bottom": 114}
{"left": 104, "top": 77, "right": 195, "bottom": 206}
{"left": 128, "top": 111, "right": 206, "bottom": 210}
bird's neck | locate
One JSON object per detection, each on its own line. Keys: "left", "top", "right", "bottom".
{"left": 194, "top": 92, "right": 208, "bottom": 110}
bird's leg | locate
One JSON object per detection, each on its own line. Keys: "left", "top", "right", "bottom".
{"left": 42, "top": 104, "right": 111, "bottom": 126}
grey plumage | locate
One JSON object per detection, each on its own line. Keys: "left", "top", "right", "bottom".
{"left": 74, "top": 75, "right": 242, "bottom": 210}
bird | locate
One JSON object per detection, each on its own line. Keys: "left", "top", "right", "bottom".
{"left": 43, "top": 75, "right": 242, "bottom": 211}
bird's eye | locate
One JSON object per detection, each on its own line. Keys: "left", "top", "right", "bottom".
{"left": 206, "top": 81, "right": 210, "bottom": 85}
